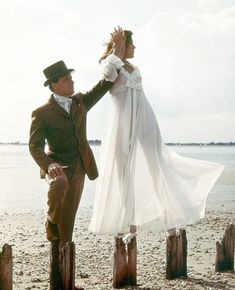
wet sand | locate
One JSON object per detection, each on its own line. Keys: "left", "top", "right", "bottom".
{"left": 0, "top": 204, "right": 234, "bottom": 290}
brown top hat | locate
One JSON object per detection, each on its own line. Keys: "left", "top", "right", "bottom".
{"left": 43, "top": 60, "right": 74, "bottom": 87}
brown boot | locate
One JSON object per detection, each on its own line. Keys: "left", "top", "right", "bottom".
{"left": 127, "top": 235, "right": 137, "bottom": 286}
{"left": 112, "top": 237, "right": 127, "bottom": 288}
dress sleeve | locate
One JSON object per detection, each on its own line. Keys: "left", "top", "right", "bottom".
{"left": 101, "top": 54, "right": 124, "bottom": 82}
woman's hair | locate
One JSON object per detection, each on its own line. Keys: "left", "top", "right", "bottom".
{"left": 99, "top": 30, "right": 133, "bottom": 63}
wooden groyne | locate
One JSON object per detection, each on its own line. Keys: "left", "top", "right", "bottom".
{"left": 0, "top": 244, "right": 12, "bottom": 290}
{"left": 215, "top": 224, "right": 234, "bottom": 272}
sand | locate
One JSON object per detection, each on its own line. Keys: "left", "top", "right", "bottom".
{"left": 0, "top": 203, "right": 234, "bottom": 290}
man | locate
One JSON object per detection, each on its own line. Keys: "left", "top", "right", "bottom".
{"left": 29, "top": 28, "right": 125, "bottom": 289}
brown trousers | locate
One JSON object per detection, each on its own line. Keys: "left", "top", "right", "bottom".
{"left": 45, "top": 161, "right": 85, "bottom": 248}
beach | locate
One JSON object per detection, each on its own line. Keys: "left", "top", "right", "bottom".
{"left": 0, "top": 144, "right": 235, "bottom": 289}
{"left": 0, "top": 207, "right": 234, "bottom": 289}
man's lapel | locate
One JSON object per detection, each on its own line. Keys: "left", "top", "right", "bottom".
{"left": 48, "top": 95, "right": 71, "bottom": 119}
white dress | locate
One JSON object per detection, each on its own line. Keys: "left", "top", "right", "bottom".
{"left": 89, "top": 54, "right": 225, "bottom": 235}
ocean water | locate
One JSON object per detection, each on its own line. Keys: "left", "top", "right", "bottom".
{"left": 0, "top": 144, "right": 234, "bottom": 214}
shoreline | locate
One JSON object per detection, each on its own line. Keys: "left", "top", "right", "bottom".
{"left": 0, "top": 206, "right": 234, "bottom": 289}
{"left": 0, "top": 144, "right": 234, "bottom": 289}
{"left": 1, "top": 142, "right": 235, "bottom": 146}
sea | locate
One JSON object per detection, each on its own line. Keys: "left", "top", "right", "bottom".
{"left": 0, "top": 144, "right": 234, "bottom": 214}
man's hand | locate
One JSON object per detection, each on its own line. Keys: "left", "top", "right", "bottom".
{"left": 112, "top": 26, "right": 126, "bottom": 60}
{"left": 48, "top": 162, "right": 64, "bottom": 178}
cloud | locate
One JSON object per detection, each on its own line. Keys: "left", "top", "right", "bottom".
{"left": 0, "top": 0, "right": 234, "bottom": 142}
{"left": 131, "top": 8, "right": 235, "bottom": 141}
{"left": 187, "top": 5, "right": 235, "bottom": 34}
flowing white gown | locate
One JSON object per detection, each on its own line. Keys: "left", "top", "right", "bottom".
{"left": 89, "top": 54, "right": 225, "bottom": 235}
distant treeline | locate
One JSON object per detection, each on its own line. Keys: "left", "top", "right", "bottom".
{"left": 165, "top": 142, "right": 235, "bottom": 146}
{"left": 1, "top": 140, "right": 235, "bottom": 146}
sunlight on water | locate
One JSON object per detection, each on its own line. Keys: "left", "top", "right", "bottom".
{"left": 0, "top": 144, "right": 234, "bottom": 213}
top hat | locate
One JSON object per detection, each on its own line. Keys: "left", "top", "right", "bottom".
{"left": 43, "top": 60, "right": 74, "bottom": 87}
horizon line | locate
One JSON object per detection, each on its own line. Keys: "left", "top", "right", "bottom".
{"left": 1, "top": 141, "right": 235, "bottom": 146}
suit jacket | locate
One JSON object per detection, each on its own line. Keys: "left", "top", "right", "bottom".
{"left": 29, "top": 79, "right": 113, "bottom": 180}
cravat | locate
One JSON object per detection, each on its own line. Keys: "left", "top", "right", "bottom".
{"left": 54, "top": 94, "right": 72, "bottom": 114}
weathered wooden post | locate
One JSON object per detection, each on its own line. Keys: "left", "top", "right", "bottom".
{"left": 50, "top": 242, "right": 77, "bottom": 290}
{"left": 50, "top": 242, "right": 62, "bottom": 290}
{"left": 113, "top": 235, "right": 137, "bottom": 288}
{"left": 127, "top": 236, "right": 137, "bottom": 286}
{"left": 166, "top": 228, "right": 187, "bottom": 280}
{"left": 113, "top": 237, "right": 127, "bottom": 288}
{"left": 215, "top": 224, "right": 234, "bottom": 272}
{"left": 61, "top": 242, "right": 75, "bottom": 290}
{"left": 0, "top": 244, "right": 12, "bottom": 290}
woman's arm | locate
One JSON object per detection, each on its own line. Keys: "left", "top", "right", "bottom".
{"left": 74, "top": 27, "right": 125, "bottom": 110}
{"left": 102, "top": 54, "right": 124, "bottom": 82}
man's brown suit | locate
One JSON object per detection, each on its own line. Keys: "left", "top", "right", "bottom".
{"left": 29, "top": 79, "right": 113, "bottom": 245}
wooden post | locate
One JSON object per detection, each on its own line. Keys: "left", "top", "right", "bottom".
{"left": 50, "top": 242, "right": 62, "bottom": 290}
{"left": 215, "top": 224, "right": 234, "bottom": 272}
{"left": 0, "top": 244, "right": 12, "bottom": 290}
{"left": 113, "top": 237, "right": 127, "bottom": 288}
{"left": 61, "top": 242, "right": 75, "bottom": 290}
{"left": 127, "top": 236, "right": 137, "bottom": 286}
{"left": 166, "top": 228, "right": 187, "bottom": 280}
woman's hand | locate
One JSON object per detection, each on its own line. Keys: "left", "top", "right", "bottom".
{"left": 111, "top": 26, "right": 126, "bottom": 59}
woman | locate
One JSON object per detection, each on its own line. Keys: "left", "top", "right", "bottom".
{"left": 89, "top": 30, "right": 224, "bottom": 237}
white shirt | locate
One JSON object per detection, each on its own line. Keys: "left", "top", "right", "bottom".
{"left": 53, "top": 94, "right": 72, "bottom": 114}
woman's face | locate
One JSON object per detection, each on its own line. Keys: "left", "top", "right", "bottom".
{"left": 124, "top": 42, "right": 135, "bottom": 59}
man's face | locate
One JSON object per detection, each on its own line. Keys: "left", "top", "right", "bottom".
{"left": 52, "top": 74, "right": 74, "bottom": 97}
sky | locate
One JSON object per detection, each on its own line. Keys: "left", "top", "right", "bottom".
{"left": 0, "top": 0, "right": 234, "bottom": 143}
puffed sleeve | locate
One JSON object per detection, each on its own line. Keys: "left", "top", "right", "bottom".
{"left": 101, "top": 54, "right": 124, "bottom": 82}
